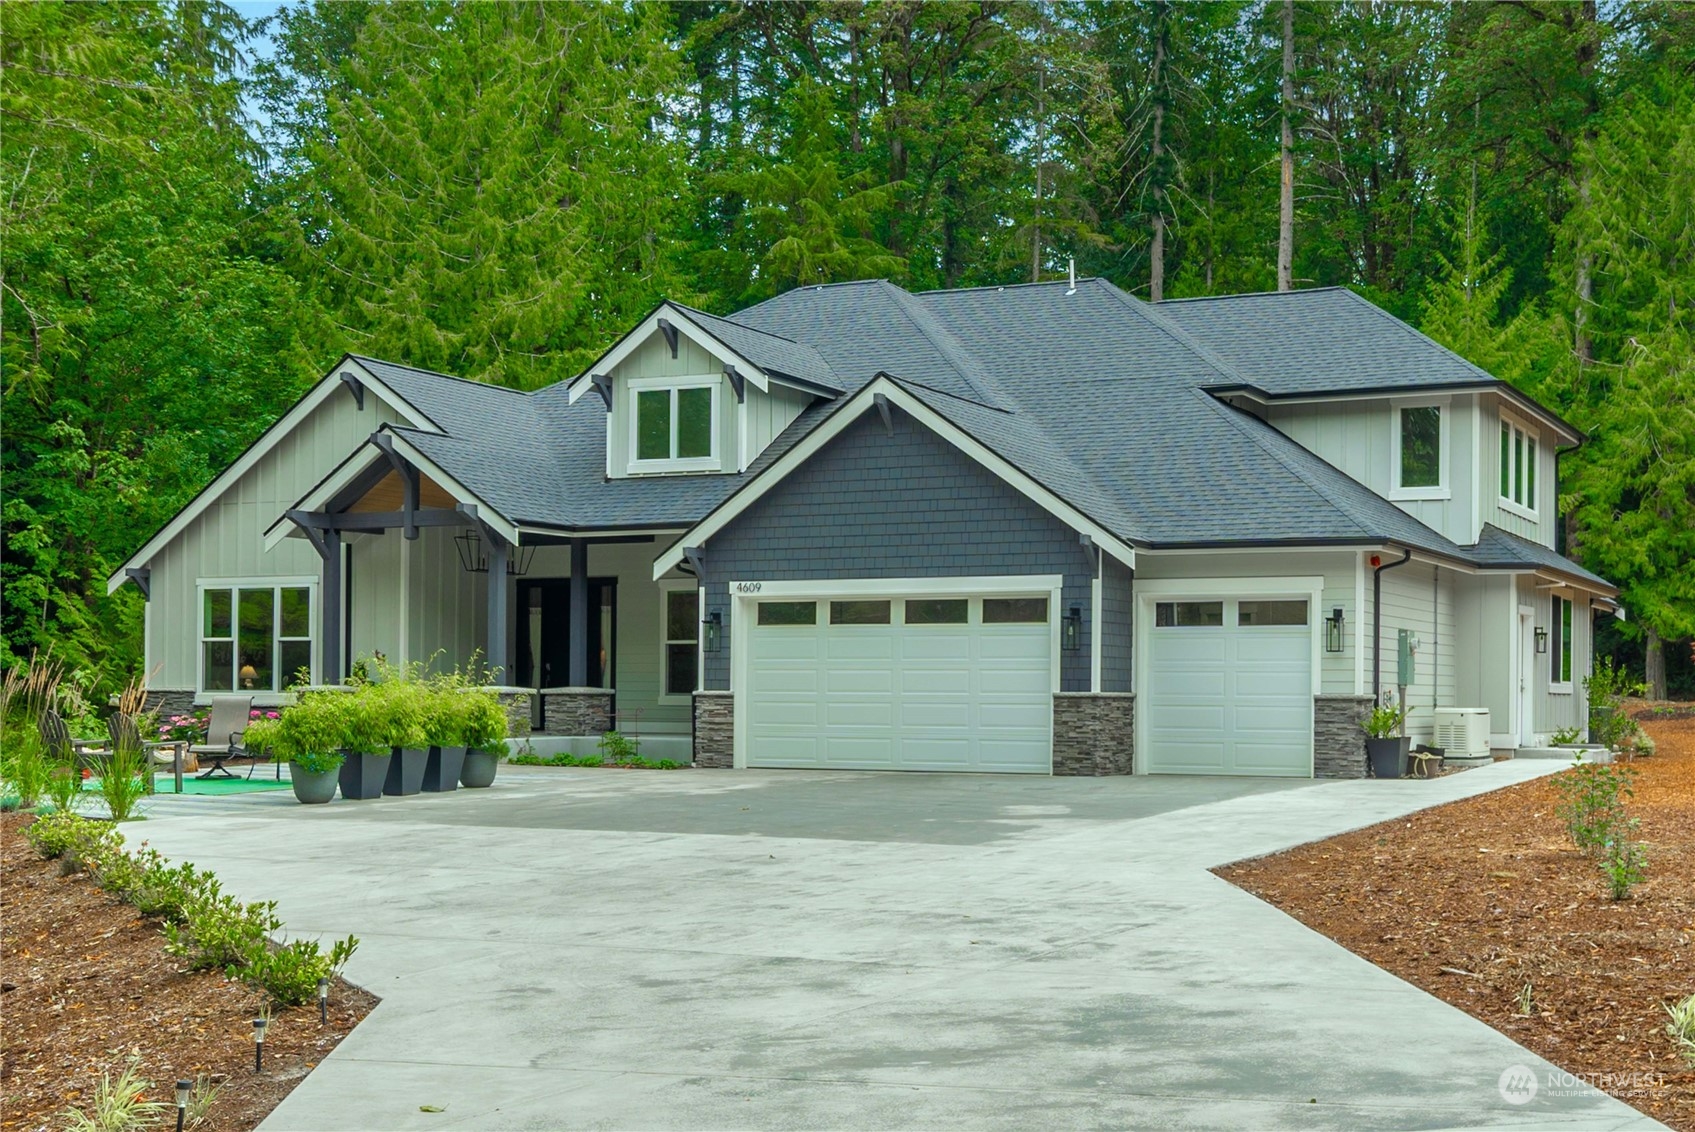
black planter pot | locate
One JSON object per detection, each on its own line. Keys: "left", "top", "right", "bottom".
{"left": 338, "top": 751, "right": 392, "bottom": 800}
{"left": 1366, "top": 736, "right": 1409, "bottom": 779}
{"left": 423, "top": 745, "right": 466, "bottom": 792}
{"left": 383, "top": 747, "right": 428, "bottom": 796}
{"left": 460, "top": 749, "right": 500, "bottom": 788}
{"left": 291, "top": 766, "right": 339, "bottom": 804}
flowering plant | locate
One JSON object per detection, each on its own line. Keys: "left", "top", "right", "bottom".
{"left": 157, "top": 711, "right": 209, "bottom": 743}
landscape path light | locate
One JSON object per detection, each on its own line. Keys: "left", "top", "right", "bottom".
{"left": 253, "top": 1015, "right": 269, "bottom": 1072}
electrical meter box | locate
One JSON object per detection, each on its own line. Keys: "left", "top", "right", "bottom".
{"left": 1397, "top": 628, "right": 1419, "bottom": 686}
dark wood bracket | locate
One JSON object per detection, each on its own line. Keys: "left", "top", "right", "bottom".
{"left": 658, "top": 317, "right": 679, "bottom": 359}
{"left": 340, "top": 371, "right": 365, "bottom": 410}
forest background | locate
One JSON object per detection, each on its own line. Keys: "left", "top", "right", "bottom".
{"left": 3, "top": 0, "right": 1692, "bottom": 697}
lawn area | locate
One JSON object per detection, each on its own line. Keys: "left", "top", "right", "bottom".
{"left": 1219, "top": 718, "right": 1695, "bottom": 1131}
{"left": 0, "top": 813, "right": 375, "bottom": 1131}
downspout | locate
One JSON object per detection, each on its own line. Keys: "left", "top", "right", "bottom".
{"left": 1372, "top": 547, "right": 1413, "bottom": 702}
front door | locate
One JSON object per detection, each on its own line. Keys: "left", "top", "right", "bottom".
{"left": 1518, "top": 606, "right": 1535, "bottom": 745}
{"left": 516, "top": 579, "right": 616, "bottom": 690}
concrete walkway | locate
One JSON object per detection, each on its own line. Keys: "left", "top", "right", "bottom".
{"left": 133, "top": 763, "right": 1663, "bottom": 1131}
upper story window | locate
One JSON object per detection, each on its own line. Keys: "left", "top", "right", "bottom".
{"left": 1500, "top": 414, "right": 1538, "bottom": 516}
{"left": 629, "top": 377, "right": 719, "bottom": 474}
{"left": 1390, "top": 400, "right": 1448, "bottom": 500}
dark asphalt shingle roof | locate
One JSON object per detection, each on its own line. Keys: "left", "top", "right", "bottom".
{"left": 315, "top": 285, "right": 1609, "bottom": 590}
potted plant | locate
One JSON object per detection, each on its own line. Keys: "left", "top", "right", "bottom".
{"left": 420, "top": 682, "right": 466, "bottom": 793}
{"left": 458, "top": 690, "right": 508, "bottom": 788}
{"left": 373, "top": 681, "right": 429, "bottom": 796}
{"left": 1361, "top": 702, "right": 1409, "bottom": 779}
{"left": 336, "top": 690, "right": 392, "bottom": 800}
{"left": 247, "top": 703, "right": 343, "bottom": 804}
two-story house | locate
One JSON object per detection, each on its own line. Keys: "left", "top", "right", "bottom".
{"left": 107, "top": 279, "right": 1617, "bottom": 777}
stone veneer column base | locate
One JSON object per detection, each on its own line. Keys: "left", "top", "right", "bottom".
{"left": 485, "top": 690, "right": 532, "bottom": 739}
{"left": 1051, "top": 693, "right": 1135, "bottom": 776}
{"left": 538, "top": 688, "right": 613, "bottom": 735}
{"left": 693, "top": 691, "right": 733, "bottom": 768}
{"left": 1314, "top": 694, "right": 1374, "bottom": 778}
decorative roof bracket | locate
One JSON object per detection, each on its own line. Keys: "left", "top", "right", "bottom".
{"left": 339, "top": 370, "right": 365, "bottom": 410}
{"left": 724, "top": 365, "right": 747, "bottom": 404}
{"left": 124, "top": 567, "right": 151, "bottom": 601}
{"left": 657, "top": 317, "right": 680, "bottom": 359}
{"left": 873, "top": 392, "right": 894, "bottom": 434}
{"left": 591, "top": 373, "right": 613, "bottom": 411}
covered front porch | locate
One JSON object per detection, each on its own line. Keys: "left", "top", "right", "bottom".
{"left": 270, "top": 431, "right": 698, "bottom": 760}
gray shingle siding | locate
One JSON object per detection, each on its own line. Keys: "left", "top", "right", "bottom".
{"left": 1101, "top": 555, "right": 1134, "bottom": 692}
{"left": 700, "top": 407, "right": 1093, "bottom": 692}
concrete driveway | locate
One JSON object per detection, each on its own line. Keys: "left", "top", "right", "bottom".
{"left": 134, "top": 764, "right": 1662, "bottom": 1131}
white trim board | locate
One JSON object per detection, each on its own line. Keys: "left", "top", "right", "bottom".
{"left": 653, "top": 378, "right": 1137, "bottom": 580}
{"left": 566, "top": 304, "right": 772, "bottom": 403}
{"left": 108, "top": 358, "right": 433, "bottom": 593}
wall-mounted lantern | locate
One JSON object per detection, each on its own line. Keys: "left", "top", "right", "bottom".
{"left": 1324, "top": 607, "right": 1345, "bottom": 653}
{"left": 1534, "top": 626, "right": 1548, "bottom": 654}
{"left": 1062, "top": 606, "right": 1082, "bottom": 651}
{"left": 702, "top": 610, "right": 722, "bottom": 653}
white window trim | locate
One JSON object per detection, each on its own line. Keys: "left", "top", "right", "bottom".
{"left": 1549, "top": 594, "right": 1574, "bottom": 694}
{"left": 1499, "top": 410, "right": 1540, "bottom": 520}
{"left": 1389, "top": 397, "right": 1451, "bottom": 501}
{"left": 196, "top": 577, "right": 318, "bottom": 701}
{"left": 658, "top": 579, "right": 701, "bottom": 703}
{"left": 728, "top": 575, "right": 1065, "bottom": 771}
{"left": 627, "top": 374, "right": 722, "bottom": 475}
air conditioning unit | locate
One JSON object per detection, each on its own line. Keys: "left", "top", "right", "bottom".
{"left": 1433, "top": 708, "right": 1491, "bottom": 757}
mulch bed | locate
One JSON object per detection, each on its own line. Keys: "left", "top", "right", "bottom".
{"left": 1218, "top": 718, "right": 1695, "bottom": 1131}
{"left": 0, "top": 812, "right": 377, "bottom": 1131}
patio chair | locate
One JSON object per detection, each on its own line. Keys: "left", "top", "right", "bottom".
{"left": 106, "top": 712, "right": 188, "bottom": 795}
{"left": 38, "top": 709, "right": 108, "bottom": 770}
{"left": 189, "top": 696, "right": 252, "bottom": 779}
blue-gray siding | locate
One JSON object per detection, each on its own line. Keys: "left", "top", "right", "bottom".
{"left": 701, "top": 406, "right": 1094, "bottom": 691}
{"left": 1101, "top": 555, "right": 1134, "bottom": 692}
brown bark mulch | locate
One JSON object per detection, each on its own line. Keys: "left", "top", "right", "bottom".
{"left": 1217, "top": 718, "right": 1695, "bottom": 1131}
{"left": 0, "top": 812, "right": 377, "bottom": 1131}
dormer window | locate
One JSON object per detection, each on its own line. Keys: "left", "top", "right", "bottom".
{"left": 1500, "top": 414, "right": 1538, "bottom": 517}
{"left": 1390, "top": 399, "right": 1448, "bottom": 500}
{"left": 629, "top": 376, "right": 719, "bottom": 474}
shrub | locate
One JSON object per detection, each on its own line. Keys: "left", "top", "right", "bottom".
{"left": 460, "top": 689, "right": 508, "bottom": 752}
{"left": 1361, "top": 702, "right": 1407, "bottom": 739}
{"left": 368, "top": 677, "right": 430, "bottom": 750}
{"left": 59, "top": 1056, "right": 167, "bottom": 1132}
{"left": 245, "top": 693, "right": 347, "bottom": 773}
{"left": 164, "top": 893, "right": 281, "bottom": 972}
{"left": 26, "top": 810, "right": 118, "bottom": 860}
{"left": 44, "top": 759, "right": 85, "bottom": 815}
{"left": 1553, "top": 758, "right": 1637, "bottom": 853}
{"left": 1600, "top": 825, "right": 1647, "bottom": 900}
{"left": 597, "top": 731, "right": 640, "bottom": 762}
{"left": 247, "top": 934, "right": 360, "bottom": 1006}
{"left": 96, "top": 744, "right": 151, "bottom": 822}
{"left": 1550, "top": 726, "right": 1584, "bottom": 745}
{"left": 1666, "top": 993, "right": 1695, "bottom": 1068}
{"left": 1, "top": 728, "right": 53, "bottom": 810}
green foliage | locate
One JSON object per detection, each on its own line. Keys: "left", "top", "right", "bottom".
{"left": 1666, "top": 993, "right": 1695, "bottom": 1068}
{"left": 1361, "top": 703, "right": 1407, "bottom": 739}
{"left": 1599, "top": 822, "right": 1647, "bottom": 901}
{"left": 1553, "top": 758, "right": 1638, "bottom": 854}
{"left": 459, "top": 690, "right": 509, "bottom": 753}
{"left": 597, "top": 731, "right": 641, "bottom": 763}
{"left": 508, "top": 749, "right": 683, "bottom": 770}
{"left": 1, "top": 726, "right": 53, "bottom": 810}
{"left": 95, "top": 745, "right": 150, "bottom": 822}
{"left": 1550, "top": 726, "right": 1584, "bottom": 746}
{"left": 58, "top": 1056, "right": 167, "bottom": 1132}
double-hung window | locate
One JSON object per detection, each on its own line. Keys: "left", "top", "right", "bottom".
{"left": 661, "top": 584, "right": 700, "bottom": 698}
{"left": 1391, "top": 401, "right": 1447, "bottom": 499}
{"left": 1500, "top": 415, "right": 1538, "bottom": 515}
{"left": 630, "top": 378, "right": 718, "bottom": 473}
{"left": 201, "top": 583, "right": 313, "bottom": 694}
{"left": 1550, "top": 595, "right": 1573, "bottom": 690}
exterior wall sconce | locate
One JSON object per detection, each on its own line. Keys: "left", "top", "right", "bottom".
{"left": 1062, "top": 606, "right": 1082, "bottom": 651}
{"left": 703, "top": 610, "right": 722, "bottom": 652}
{"left": 453, "top": 530, "right": 535, "bottom": 576}
{"left": 1534, "top": 626, "right": 1548, "bottom": 653}
{"left": 1324, "top": 607, "right": 1345, "bottom": 653}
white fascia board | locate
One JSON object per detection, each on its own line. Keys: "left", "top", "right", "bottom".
{"left": 1133, "top": 575, "right": 1325, "bottom": 596}
{"left": 567, "top": 304, "right": 770, "bottom": 404}
{"left": 653, "top": 377, "right": 1137, "bottom": 581}
{"left": 107, "top": 357, "right": 431, "bottom": 593}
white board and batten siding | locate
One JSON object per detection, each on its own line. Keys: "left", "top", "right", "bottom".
{"left": 606, "top": 334, "right": 811, "bottom": 477}
{"left": 146, "top": 392, "right": 410, "bottom": 695}
{"left": 1372, "top": 560, "right": 1457, "bottom": 741}
{"left": 347, "top": 524, "right": 487, "bottom": 679}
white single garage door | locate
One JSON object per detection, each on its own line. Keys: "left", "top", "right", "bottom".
{"left": 1144, "top": 597, "right": 1313, "bottom": 776}
{"left": 745, "top": 593, "right": 1053, "bottom": 773}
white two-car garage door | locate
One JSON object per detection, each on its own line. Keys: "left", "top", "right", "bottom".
{"left": 744, "top": 592, "right": 1053, "bottom": 773}
{"left": 1144, "top": 597, "right": 1313, "bottom": 777}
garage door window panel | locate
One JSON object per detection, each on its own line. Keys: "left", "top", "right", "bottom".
{"left": 757, "top": 600, "right": 816, "bottom": 626}
{"left": 1237, "top": 600, "right": 1308, "bottom": 626}
{"left": 1155, "top": 601, "right": 1224, "bottom": 627}
{"left": 905, "top": 598, "right": 968, "bottom": 625}
{"left": 982, "top": 597, "right": 1049, "bottom": 624}
{"left": 830, "top": 600, "right": 891, "bottom": 625}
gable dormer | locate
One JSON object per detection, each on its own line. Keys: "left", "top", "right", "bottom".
{"left": 568, "top": 303, "right": 834, "bottom": 479}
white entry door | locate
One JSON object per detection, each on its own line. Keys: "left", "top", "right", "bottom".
{"left": 1143, "top": 597, "right": 1313, "bottom": 776}
{"left": 744, "top": 593, "right": 1053, "bottom": 773}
